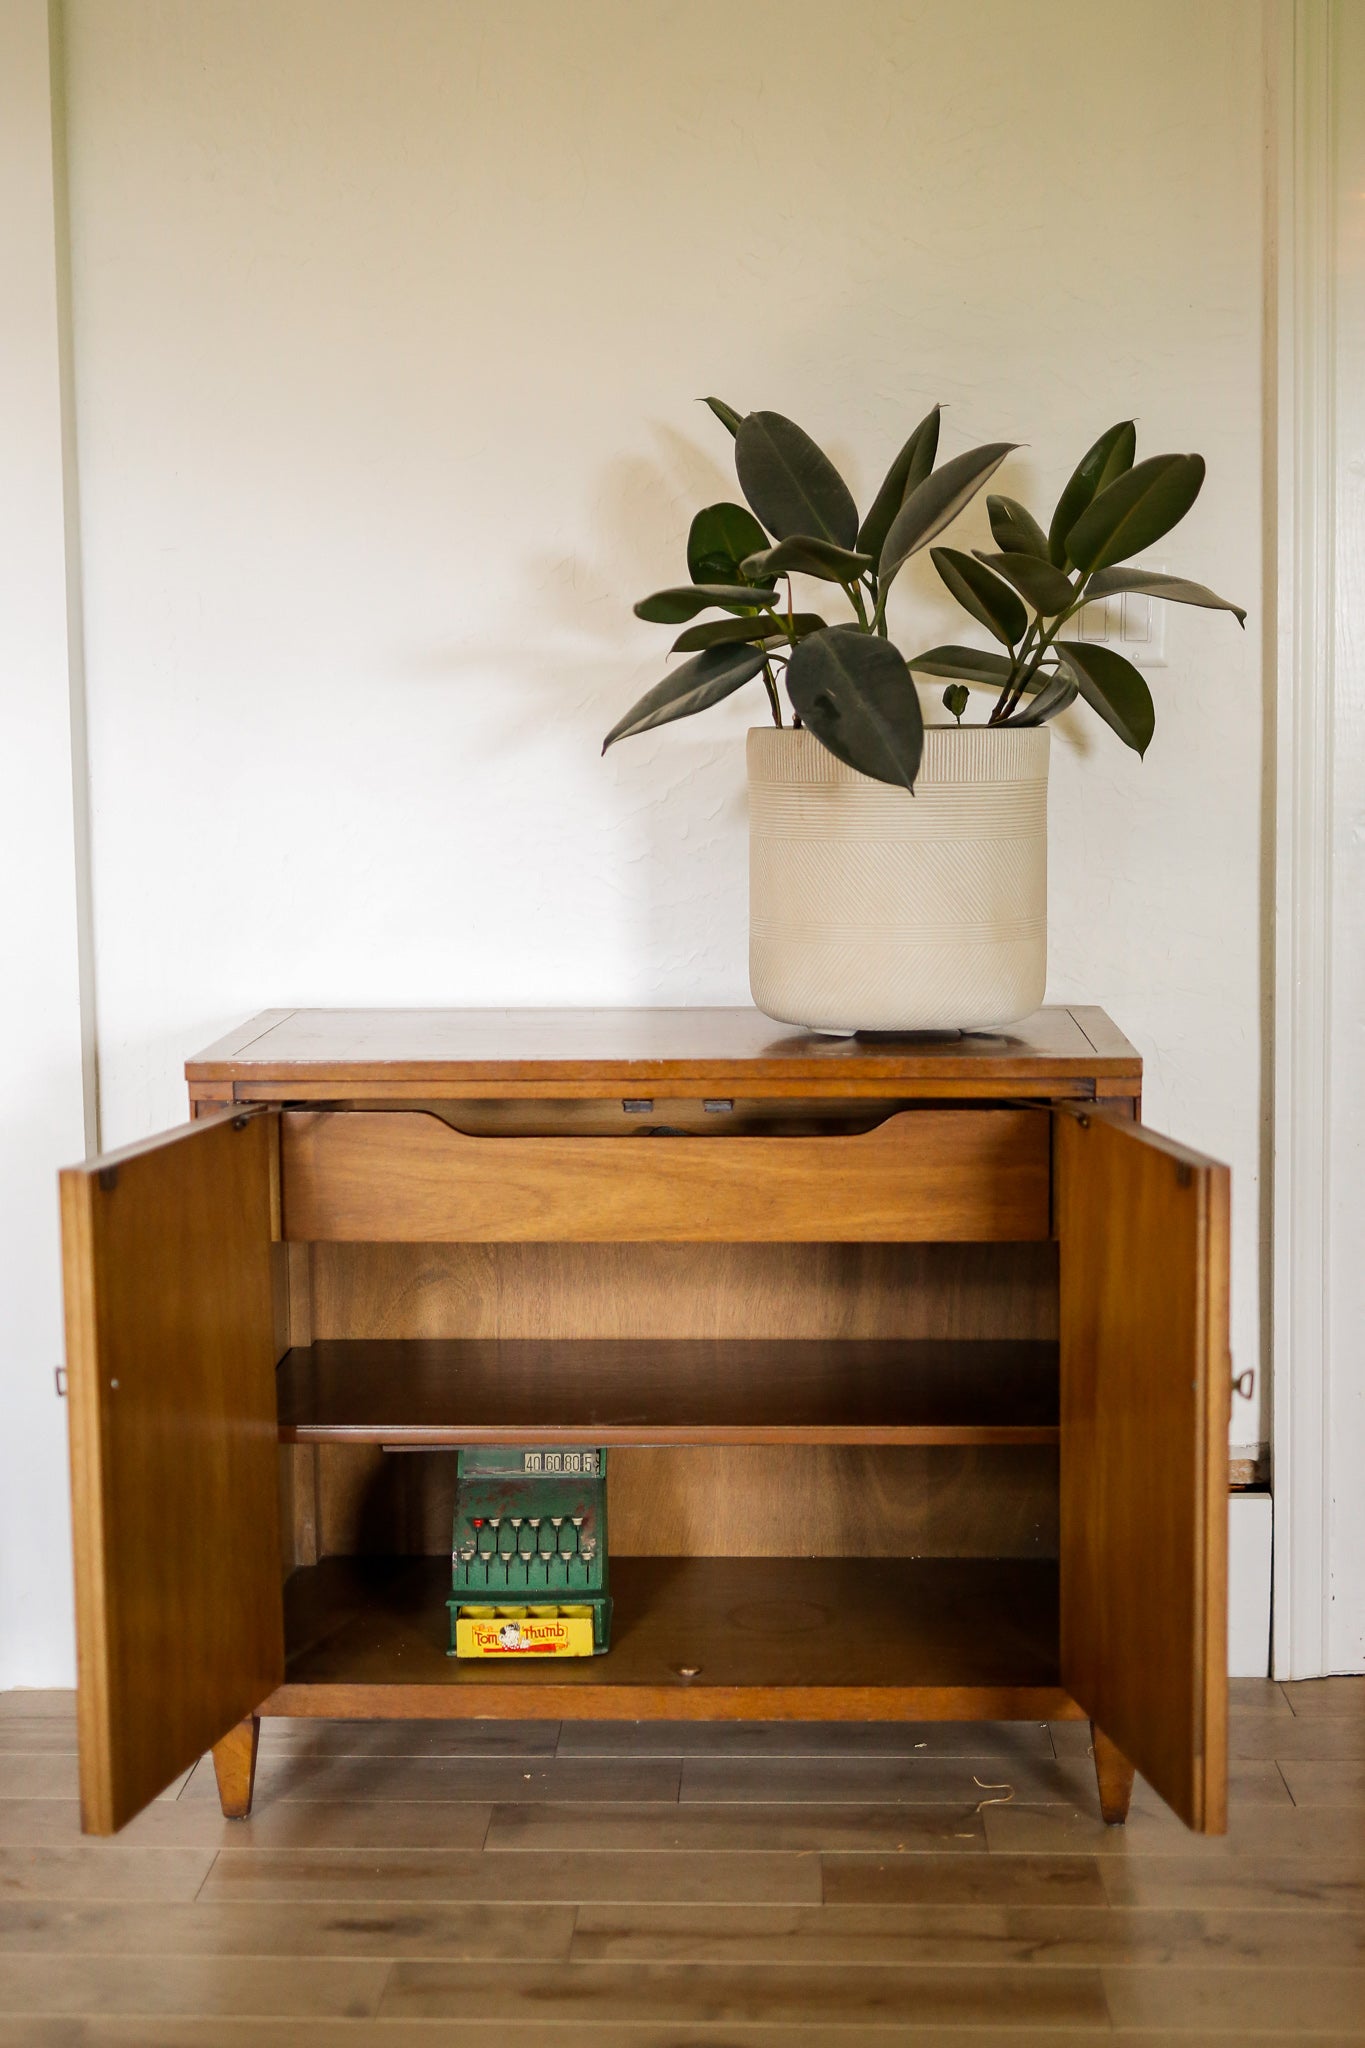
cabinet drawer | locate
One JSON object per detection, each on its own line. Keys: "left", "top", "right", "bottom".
{"left": 279, "top": 1107, "right": 1050, "bottom": 1243}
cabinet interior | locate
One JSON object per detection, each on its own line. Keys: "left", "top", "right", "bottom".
{"left": 272, "top": 1105, "right": 1064, "bottom": 1706}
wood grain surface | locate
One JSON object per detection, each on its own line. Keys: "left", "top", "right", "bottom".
{"left": 60, "top": 1112, "right": 284, "bottom": 1835}
{"left": 1056, "top": 1111, "right": 1231, "bottom": 1835}
{"left": 305, "top": 1239, "right": 1059, "bottom": 1341}
{"left": 275, "top": 1336, "right": 1059, "bottom": 1445}
{"left": 280, "top": 1106, "right": 1051, "bottom": 1243}
{"left": 297, "top": 1237, "right": 1060, "bottom": 1568}
{"left": 2, "top": 1676, "right": 1358, "bottom": 2041}
{"left": 264, "top": 1554, "right": 1070, "bottom": 1722}
{"left": 187, "top": 1003, "right": 1142, "bottom": 1092}
{"left": 312, "top": 1441, "right": 1060, "bottom": 1562}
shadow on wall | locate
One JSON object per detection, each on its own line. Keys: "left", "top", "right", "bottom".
{"left": 390, "top": 425, "right": 758, "bottom": 999}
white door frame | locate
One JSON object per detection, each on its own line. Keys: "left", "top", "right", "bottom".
{"left": 1271, "top": 0, "right": 1365, "bottom": 1677}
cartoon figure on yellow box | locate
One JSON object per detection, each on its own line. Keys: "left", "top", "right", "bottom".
{"left": 497, "top": 1622, "right": 524, "bottom": 1650}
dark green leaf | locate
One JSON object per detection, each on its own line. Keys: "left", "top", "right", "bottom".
{"left": 878, "top": 442, "right": 1017, "bottom": 591}
{"left": 668, "top": 617, "right": 777, "bottom": 654}
{"left": 1064, "top": 454, "right": 1206, "bottom": 575}
{"left": 1055, "top": 640, "right": 1155, "bottom": 756}
{"left": 702, "top": 396, "right": 745, "bottom": 437}
{"left": 740, "top": 536, "right": 874, "bottom": 584}
{"left": 670, "top": 612, "right": 825, "bottom": 653}
{"left": 1085, "top": 564, "right": 1245, "bottom": 625}
{"left": 782, "top": 611, "right": 831, "bottom": 640}
{"left": 987, "top": 494, "right": 1049, "bottom": 559}
{"left": 735, "top": 410, "right": 859, "bottom": 548}
{"left": 931, "top": 547, "right": 1028, "bottom": 648}
{"left": 974, "top": 550, "right": 1078, "bottom": 617}
{"left": 634, "top": 582, "right": 778, "bottom": 624}
{"left": 904, "top": 644, "right": 1015, "bottom": 685}
{"left": 687, "top": 502, "right": 770, "bottom": 586}
{"left": 785, "top": 626, "right": 924, "bottom": 790}
{"left": 942, "top": 683, "right": 970, "bottom": 724}
{"left": 856, "top": 405, "right": 941, "bottom": 558}
{"left": 1048, "top": 421, "right": 1136, "bottom": 567}
{"left": 1009, "top": 672, "right": 1078, "bottom": 725}
{"left": 602, "top": 643, "right": 769, "bottom": 751}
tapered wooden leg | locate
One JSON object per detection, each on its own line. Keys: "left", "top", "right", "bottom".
{"left": 211, "top": 1715, "right": 260, "bottom": 1820}
{"left": 1090, "top": 1721, "right": 1135, "bottom": 1825}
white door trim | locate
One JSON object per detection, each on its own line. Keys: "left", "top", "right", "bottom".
{"left": 1270, "top": 0, "right": 1362, "bottom": 1677}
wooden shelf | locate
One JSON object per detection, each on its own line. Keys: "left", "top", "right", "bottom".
{"left": 275, "top": 1338, "right": 1059, "bottom": 1447}
{"left": 266, "top": 1554, "right": 1074, "bottom": 1722}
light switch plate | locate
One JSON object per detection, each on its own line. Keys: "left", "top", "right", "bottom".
{"left": 1071, "top": 561, "right": 1168, "bottom": 667}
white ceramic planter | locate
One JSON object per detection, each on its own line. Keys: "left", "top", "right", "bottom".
{"left": 747, "top": 725, "right": 1049, "bottom": 1033}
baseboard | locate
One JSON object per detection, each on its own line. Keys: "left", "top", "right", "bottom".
{"left": 1229, "top": 1492, "right": 1273, "bottom": 1677}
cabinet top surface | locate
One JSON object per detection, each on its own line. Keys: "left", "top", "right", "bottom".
{"left": 187, "top": 1005, "right": 1140, "bottom": 1092}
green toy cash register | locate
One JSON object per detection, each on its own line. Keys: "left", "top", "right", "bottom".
{"left": 448, "top": 1446, "right": 612, "bottom": 1657}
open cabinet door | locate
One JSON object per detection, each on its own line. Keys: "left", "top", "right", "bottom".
{"left": 61, "top": 1110, "right": 283, "bottom": 1834}
{"left": 1056, "top": 1110, "right": 1231, "bottom": 1834}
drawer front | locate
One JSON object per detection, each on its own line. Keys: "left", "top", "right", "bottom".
{"left": 280, "top": 1108, "right": 1050, "bottom": 1243}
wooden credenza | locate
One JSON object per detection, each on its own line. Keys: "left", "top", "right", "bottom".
{"left": 59, "top": 1006, "right": 1230, "bottom": 1836}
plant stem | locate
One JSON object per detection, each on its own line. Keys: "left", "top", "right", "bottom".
{"left": 846, "top": 581, "right": 869, "bottom": 629}
{"left": 997, "top": 591, "right": 1086, "bottom": 720}
{"left": 761, "top": 658, "right": 783, "bottom": 726}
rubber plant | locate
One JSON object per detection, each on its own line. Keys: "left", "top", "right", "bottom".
{"left": 602, "top": 405, "right": 1244, "bottom": 790}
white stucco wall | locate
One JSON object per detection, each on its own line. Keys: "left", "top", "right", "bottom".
{"left": 3, "top": 0, "right": 1269, "bottom": 1678}
{"left": 0, "top": 0, "right": 87, "bottom": 1685}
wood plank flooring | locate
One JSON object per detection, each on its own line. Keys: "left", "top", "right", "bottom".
{"left": 0, "top": 1677, "right": 1360, "bottom": 2042}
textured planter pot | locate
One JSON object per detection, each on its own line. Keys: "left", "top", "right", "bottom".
{"left": 747, "top": 724, "right": 1049, "bottom": 1033}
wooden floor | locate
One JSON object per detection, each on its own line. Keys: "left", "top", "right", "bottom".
{"left": 0, "top": 1679, "right": 1361, "bottom": 2044}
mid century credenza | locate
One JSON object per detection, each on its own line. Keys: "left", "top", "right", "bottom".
{"left": 60, "top": 1006, "right": 1231, "bottom": 1836}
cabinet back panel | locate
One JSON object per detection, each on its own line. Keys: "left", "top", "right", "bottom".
{"left": 290, "top": 1241, "right": 1059, "bottom": 1569}
{"left": 305, "top": 1241, "right": 1057, "bottom": 1342}
{"left": 310, "top": 1443, "right": 1058, "bottom": 1561}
